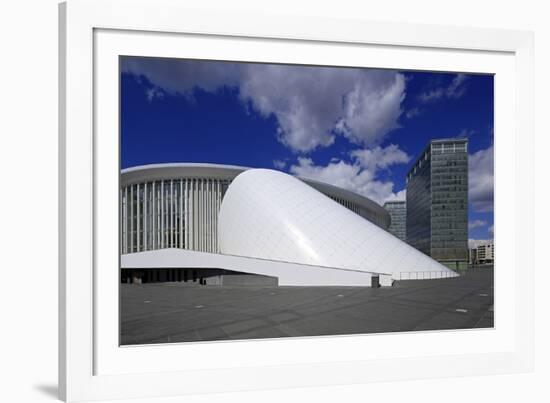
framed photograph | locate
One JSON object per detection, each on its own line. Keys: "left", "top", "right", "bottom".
{"left": 59, "top": 0, "right": 534, "bottom": 401}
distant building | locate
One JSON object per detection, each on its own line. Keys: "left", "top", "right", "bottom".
{"left": 406, "top": 138, "right": 469, "bottom": 271}
{"left": 383, "top": 200, "right": 407, "bottom": 241}
{"left": 469, "top": 247, "right": 478, "bottom": 265}
{"left": 468, "top": 240, "right": 494, "bottom": 265}
{"left": 476, "top": 242, "right": 494, "bottom": 264}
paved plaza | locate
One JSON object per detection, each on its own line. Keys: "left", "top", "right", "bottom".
{"left": 120, "top": 268, "right": 494, "bottom": 345}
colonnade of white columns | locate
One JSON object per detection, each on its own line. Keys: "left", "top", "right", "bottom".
{"left": 121, "top": 178, "right": 227, "bottom": 254}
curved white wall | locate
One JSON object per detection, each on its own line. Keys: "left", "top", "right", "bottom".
{"left": 218, "top": 169, "right": 457, "bottom": 280}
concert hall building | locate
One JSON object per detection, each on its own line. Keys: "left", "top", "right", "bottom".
{"left": 121, "top": 163, "right": 457, "bottom": 286}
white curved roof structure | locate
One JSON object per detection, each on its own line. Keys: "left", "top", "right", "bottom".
{"left": 121, "top": 163, "right": 391, "bottom": 229}
{"left": 219, "top": 169, "right": 457, "bottom": 280}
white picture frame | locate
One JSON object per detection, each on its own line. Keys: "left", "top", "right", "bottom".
{"left": 59, "top": 0, "right": 534, "bottom": 401}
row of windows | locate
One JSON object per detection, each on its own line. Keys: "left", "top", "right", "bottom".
{"left": 431, "top": 142, "right": 467, "bottom": 152}
{"left": 431, "top": 158, "right": 467, "bottom": 166}
{"left": 328, "top": 196, "right": 360, "bottom": 215}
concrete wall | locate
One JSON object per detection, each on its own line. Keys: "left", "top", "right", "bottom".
{"left": 122, "top": 248, "right": 380, "bottom": 287}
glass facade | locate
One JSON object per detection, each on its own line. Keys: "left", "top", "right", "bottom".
{"left": 406, "top": 139, "right": 468, "bottom": 270}
{"left": 383, "top": 201, "right": 407, "bottom": 241}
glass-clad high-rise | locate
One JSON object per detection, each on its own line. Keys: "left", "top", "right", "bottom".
{"left": 406, "top": 138, "right": 469, "bottom": 270}
{"left": 383, "top": 201, "right": 407, "bottom": 241}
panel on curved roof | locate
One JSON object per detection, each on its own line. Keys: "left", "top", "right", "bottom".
{"left": 218, "top": 169, "right": 457, "bottom": 280}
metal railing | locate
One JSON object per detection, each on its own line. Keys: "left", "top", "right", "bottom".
{"left": 396, "top": 270, "right": 458, "bottom": 281}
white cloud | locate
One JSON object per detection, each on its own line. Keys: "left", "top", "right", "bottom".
{"left": 488, "top": 225, "right": 494, "bottom": 235}
{"left": 447, "top": 74, "right": 468, "bottom": 98}
{"left": 469, "top": 145, "right": 494, "bottom": 212}
{"left": 419, "top": 74, "right": 468, "bottom": 103}
{"left": 122, "top": 58, "right": 242, "bottom": 95}
{"left": 237, "top": 64, "right": 338, "bottom": 152}
{"left": 350, "top": 144, "right": 410, "bottom": 172}
{"left": 405, "top": 107, "right": 421, "bottom": 119}
{"left": 458, "top": 128, "right": 476, "bottom": 138}
{"left": 384, "top": 189, "right": 406, "bottom": 202}
{"left": 468, "top": 219, "right": 487, "bottom": 230}
{"left": 334, "top": 72, "right": 405, "bottom": 146}
{"left": 146, "top": 87, "right": 164, "bottom": 102}
{"left": 122, "top": 58, "right": 407, "bottom": 153}
{"left": 272, "top": 159, "right": 286, "bottom": 170}
{"left": 289, "top": 144, "right": 410, "bottom": 205}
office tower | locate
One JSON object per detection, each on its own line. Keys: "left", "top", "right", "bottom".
{"left": 383, "top": 201, "right": 407, "bottom": 241}
{"left": 406, "top": 138, "right": 468, "bottom": 270}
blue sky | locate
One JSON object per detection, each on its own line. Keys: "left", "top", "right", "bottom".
{"left": 121, "top": 57, "right": 494, "bottom": 241}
